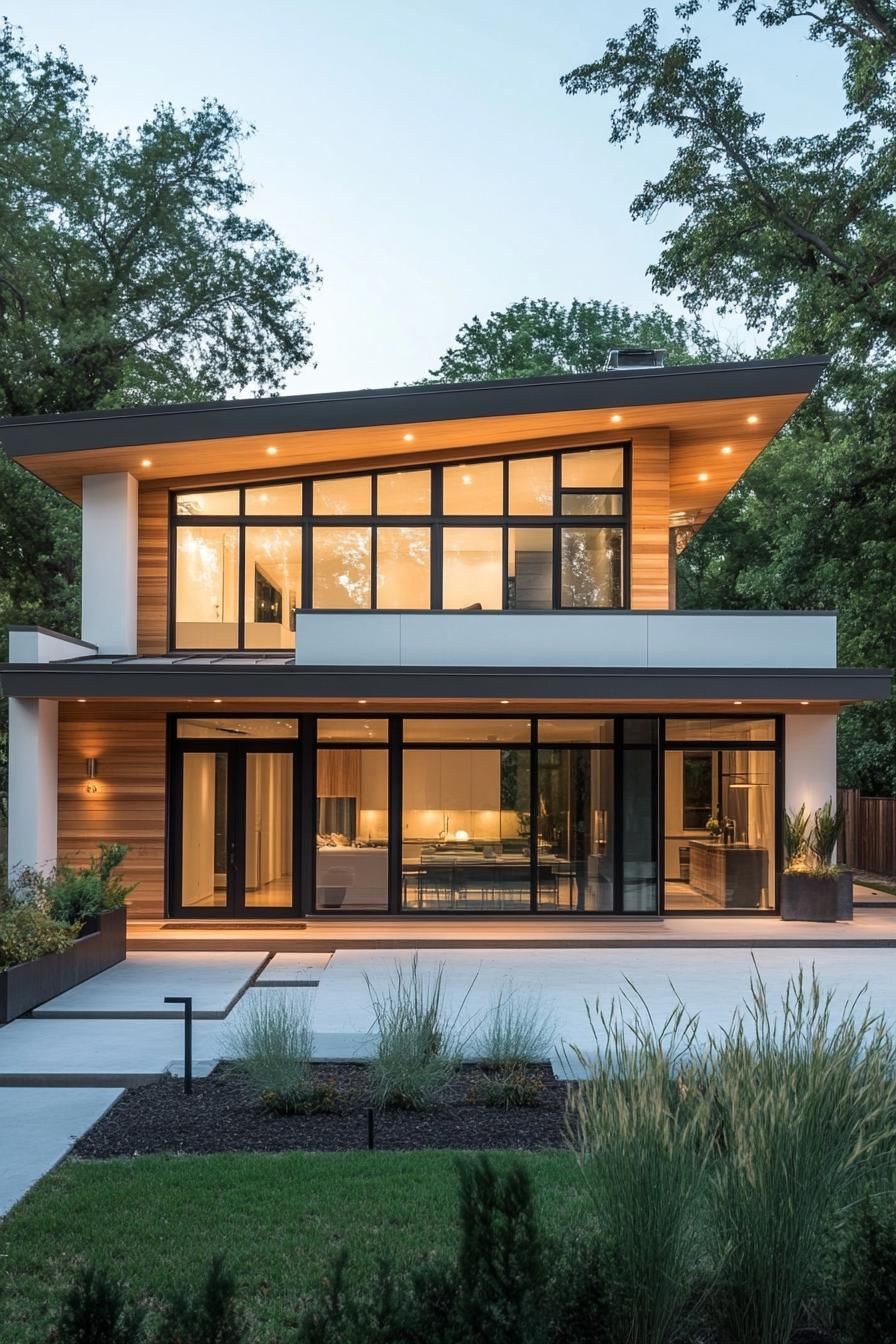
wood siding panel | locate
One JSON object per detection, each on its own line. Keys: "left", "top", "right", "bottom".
{"left": 138, "top": 485, "right": 169, "bottom": 654}
{"left": 58, "top": 705, "right": 167, "bottom": 919}
{"left": 630, "top": 429, "right": 670, "bottom": 609}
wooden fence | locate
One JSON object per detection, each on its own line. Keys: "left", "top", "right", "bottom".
{"left": 839, "top": 789, "right": 896, "bottom": 876}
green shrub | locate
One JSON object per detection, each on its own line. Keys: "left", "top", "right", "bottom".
{"left": 567, "top": 992, "right": 712, "bottom": 1344}
{"left": 222, "top": 991, "right": 315, "bottom": 1111}
{"left": 294, "top": 1157, "right": 572, "bottom": 1344}
{"left": 0, "top": 904, "right": 78, "bottom": 971}
{"left": 703, "top": 968, "right": 896, "bottom": 1344}
{"left": 0, "top": 864, "right": 48, "bottom": 913}
{"left": 476, "top": 982, "right": 554, "bottom": 1069}
{"left": 812, "top": 797, "right": 844, "bottom": 869}
{"left": 154, "top": 1254, "right": 242, "bottom": 1344}
{"left": 44, "top": 865, "right": 106, "bottom": 926}
{"left": 468, "top": 1067, "right": 546, "bottom": 1108}
{"left": 90, "top": 842, "right": 135, "bottom": 909}
{"left": 261, "top": 1076, "right": 342, "bottom": 1115}
{"left": 783, "top": 803, "right": 812, "bottom": 869}
{"left": 366, "top": 954, "right": 477, "bottom": 1110}
{"left": 51, "top": 1264, "right": 146, "bottom": 1344}
{"left": 840, "top": 1204, "right": 896, "bottom": 1344}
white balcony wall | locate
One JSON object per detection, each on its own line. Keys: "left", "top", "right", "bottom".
{"left": 295, "top": 611, "right": 838, "bottom": 669}
{"left": 81, "top": 472, "right": 138, "bottom": 654}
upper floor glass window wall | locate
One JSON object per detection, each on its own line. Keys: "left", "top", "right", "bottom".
{"left": 171, "top": 445, "right": 628, "bottom": 649}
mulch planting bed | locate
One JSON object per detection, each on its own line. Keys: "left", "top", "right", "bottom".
{"left": 71, "top": 1063, "right": 571, "bottom": 1158}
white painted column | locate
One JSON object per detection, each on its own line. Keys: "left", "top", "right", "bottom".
{"left": 784, "top": 714, "right": 838, "bottom": 816}
{"left": 81, "top": 472, "right": 138, "bottom": 654}
{"left": 7, "top": 698, "right": 58, "bottom": 877}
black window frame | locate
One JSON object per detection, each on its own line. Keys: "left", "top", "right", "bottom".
{"left": 168, "top": 444, "right": 631, "bottom": 651}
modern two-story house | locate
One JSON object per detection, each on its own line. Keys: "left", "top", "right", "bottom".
{"left": 1, "top": 354, "right": 890, "bottom": 924}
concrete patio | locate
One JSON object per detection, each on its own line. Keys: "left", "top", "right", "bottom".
{"left": 6, "top": 934, "right": 896, "bottom": 1215}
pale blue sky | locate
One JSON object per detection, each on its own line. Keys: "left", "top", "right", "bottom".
{"left": 17, "top": 1, "right": 842, "bottom": 394}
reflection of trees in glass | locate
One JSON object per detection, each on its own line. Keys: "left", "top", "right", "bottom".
{"left": 561, "top": 529, "right": 622, "bottom": 607}
{"left": 500, "top": 750, "right": 531, "bottom": 838}
{"left": 335, "top": 529, "right": 371, "bottom": 606}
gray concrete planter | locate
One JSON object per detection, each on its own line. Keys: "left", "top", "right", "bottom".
{"left": 779, "top": 873, "right": 838, "bottom": 922}
{"left": 0, "top": 906, "right": 126, "bottom": 1025}
{"left": 835, "top": 869, "right": 854, "bottom": 921}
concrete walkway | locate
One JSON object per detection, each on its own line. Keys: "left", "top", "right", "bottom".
{"left": 6, "top": 940, "right": 896, "bottom": 1215}
{"left": 0, "top": 1088, "right": 121, "bottom": 1215}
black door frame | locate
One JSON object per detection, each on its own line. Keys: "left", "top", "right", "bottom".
{"left": 169, "top": 734, "right": 300, "bottom": 919}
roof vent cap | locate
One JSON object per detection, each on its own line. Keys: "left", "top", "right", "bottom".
{"left": 604, "top": 347, "right": 665, "bottom": 371}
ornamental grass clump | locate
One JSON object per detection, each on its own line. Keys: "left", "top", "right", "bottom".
{"left": 223, "top": 991, "right": 319, "bottom": 1112}
{"left": 366, "top": 954, "right": 477, "bottom": 1109}
{"left": 703, "top": 967, "right": 896, "bottom": 1344}
{"left": 567, "top": 989, "right": 713, "bottom": 1344}
{"left": 476, "top": 982, "right": 555, "bottom": 1070}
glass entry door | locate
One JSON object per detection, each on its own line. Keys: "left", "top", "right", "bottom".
{"left": 172, "top": 744, "right": 298, "bottom": 917}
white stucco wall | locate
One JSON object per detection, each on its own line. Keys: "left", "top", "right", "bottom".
{"left": 7, "top": 697, "right": 58, "bottom": 876}
{"left": 81, "top": 472, "right": 138, "bottom": 654}
{"left": 784, "top": 714, "right": 838, "bottom": 816}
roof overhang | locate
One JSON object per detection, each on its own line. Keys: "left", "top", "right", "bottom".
{"left": 0, "top": 662, "right": 887, "bottom": 708}
{"left": 0, "top": 357, "right": 828, "bottom": 526}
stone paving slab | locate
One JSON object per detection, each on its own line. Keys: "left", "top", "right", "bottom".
{"left": 0, "top": 1088, "right": 122, "bottom": 1214}
{"left": 30, "top": 952, "right": 268, "bottom": 1018}
{"left": 255, "top": 952, "right": 332, "bottom": 984}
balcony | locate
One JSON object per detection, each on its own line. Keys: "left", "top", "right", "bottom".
{"left": 294, "top": 610, "right": 838, "bottom": 670}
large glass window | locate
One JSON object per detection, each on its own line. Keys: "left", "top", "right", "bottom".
{"left": 664, "top": 743, "right": 775, "bottom": 912}
{"left": 507, "top": 528, "right": 553, "bottom": 610}
{"left": 175, "top": 526, "right": 239, "bottom": 648}
{"left": 560, "top": 528, "right": 623, "bottom": 607}
{"left": 171, "top": 444, "right": 629, "bottom": 648}
{"left": 443, "top": 461, "right": 503, "bottom": 515}
{"left": 537, "top": 747, "right": 614, "bottom": 911}
{"left": 402, "top": 748, "right": 531, "bottom": 911}
{"left": 376, "top": 527, "right": 431, "bottom": 609}
{"left": 316, "top": 748, "right": 389, "bottom": 910}
{"left": 443, "top": 528, "right": 502, "bottom": 610}
{"left": 312, "top": 527, "right": 371, "bottom": 608}
{"left": 244, "top": 527, "right": 301, "bottom": 649}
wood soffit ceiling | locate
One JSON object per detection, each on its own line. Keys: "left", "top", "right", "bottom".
{"left": 8, "top": 390, "right": 809, "bottom": 532}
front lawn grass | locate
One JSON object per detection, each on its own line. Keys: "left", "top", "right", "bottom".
{"left": 0, "top": 1150, "right": 584, "bottom": 1343}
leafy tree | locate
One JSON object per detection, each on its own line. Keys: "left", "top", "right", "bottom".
{"left": 0, "top": 20, "right": 318, "bottom": 805}
{"left": 429, "top": 296, "right": 725, "bottom": 382}
{"left": 563, "top": 1, "right": 896, "bottom": 794}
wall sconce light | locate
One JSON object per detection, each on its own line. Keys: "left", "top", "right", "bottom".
{"left": 85, "top": 758, "right": 98, "bottom": 794}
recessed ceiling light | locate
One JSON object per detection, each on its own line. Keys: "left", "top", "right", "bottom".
{"left": 403, "top": 433, "right": 415, "bottom": 442}
{"left": 358, "top": 698, "right": 367, "bottom": 704}
{"left": 610, "top": 414, "right": 622, "bottom": 424}
{"left": 800, "top": 700, "right": 810, "bottom": 706}
{"left": 213, "top": 698, "right": 222, "bottom": 704}
{"left": 141, "top": 459, "right": 152, "bottom": 467}
{"left": 462, "top": 473, "right": 473, "bottom": 485}
{"left": 77, "top": 698, "right": 86, "bottom": 703}
{"left": 500, "top": 699, "right": 510, "bottom": 705}
{"left": 733, "top": 700, "right": 742, "bottom": 706}
{"left": 747, "top": 414, "right": 759, "bottom": 424}
{"left": 266, "top": 445, "right": 278, "bottom": 455}
{"left": 698, "top": 471, "right": 709, "bottom": 482}
{"left": 721, "top": 445, "right": 733, "bottom": 455}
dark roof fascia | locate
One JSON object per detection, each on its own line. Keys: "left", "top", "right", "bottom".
{"left": 0, "top": 356, "right": 830, "bottom": 459}
{"left": 0, "top": 663, "right": 887, "bottom": 703}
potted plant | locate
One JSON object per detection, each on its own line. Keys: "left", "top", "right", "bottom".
{"left": 0, "top": 844, "right": 133, "bottom": 1024}
{"left": 812, "top": 798, "right": 852, "bottom": 920}
{"left": 705, "top": 814, "right": 721, "bottom": 843}
{"left": 779, "top": 804, "right": 838, "bottom": 922}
